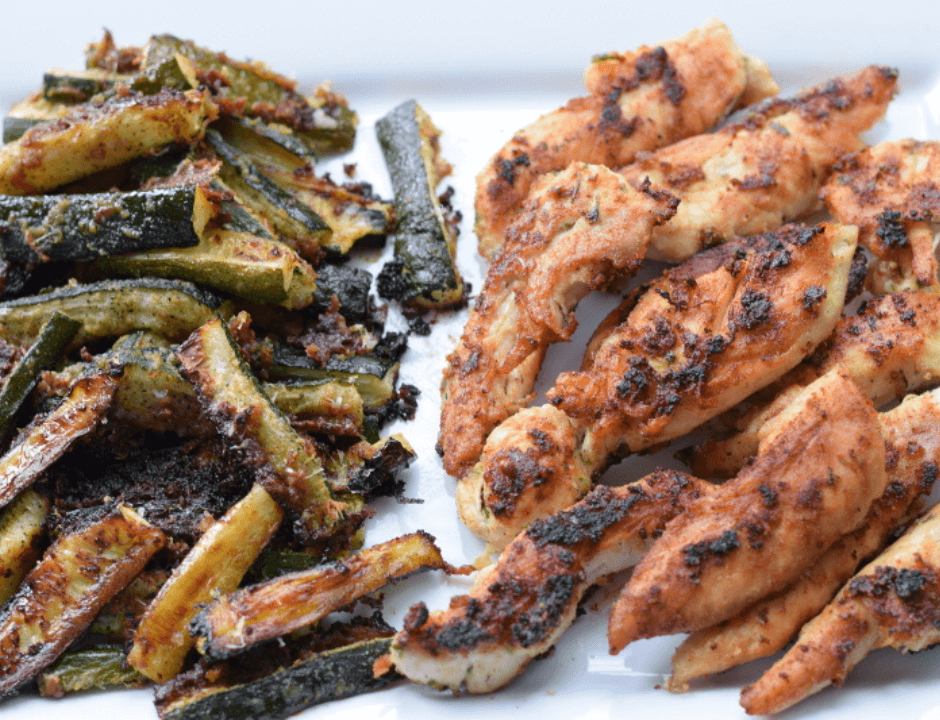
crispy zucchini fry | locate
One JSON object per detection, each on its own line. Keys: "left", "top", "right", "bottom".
{"left": 0, "top": 489, "right": 49, "bottom": 604}
{"left": 192, "top": 531, "right": 446, "bottom": 659}
{"left": 0, "top": 89, "right": 215, "bottom": 195}
{"left": 127, "top": 483, "right": 283, "bottom": 683}
{"left": 0, "top": 505, "right": 165, "bottom": 697}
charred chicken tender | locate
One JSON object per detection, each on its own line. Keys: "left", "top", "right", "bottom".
{"left": 692, "top": 290, "right": 940, "bottom": 479}
{"left": 822, "top": 138, "right": 940, "bottom": 293}
{"left": 458, "top": 223, "right": 858, "bottom": 548}
{"left": 392, "top": 470, "right": 714, "bottom": 694}
{"left": 740, "top": 499, "right": 940, "bottom": 716}
{"left": 669, "top": 386, "right": 940, "bottom": 691}
{"left": 608, "top": 369, "right": 888, "bottom": 653}
{"left": 474, "top": 18, "right": 778, "bottom": 259}
{"left": 440, "top": 165, "right": 678, "bottom": 479}
{"left": 619, "top": 65, "right": 897, "bottom": 261}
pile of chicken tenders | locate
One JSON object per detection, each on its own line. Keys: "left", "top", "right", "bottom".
{"left": 389, "top": 18, "right": 940, "bottom": 715}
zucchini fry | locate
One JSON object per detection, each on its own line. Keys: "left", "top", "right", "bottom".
{"left": 0, "top": 370, "right": 117, "bottom": 510}
{"left": 192, "top": 531, "right": 445, "bottom": 659}
{"left": 376, "top": 100, "right": 466, "bottom": 309}
{"left": 0, "top": 505, "right": 165, "bottom": 697}
{"left": 177, "top": 317, "right": 347, "bottom": 541}
{"left": 37, "top": 646, "right": 147, "bottom": 697}
{"left": 127, "top": 483, "right": 283, "bottom": 683}
{"left": 0, "top": 489, "right": 49, "bottom": 604}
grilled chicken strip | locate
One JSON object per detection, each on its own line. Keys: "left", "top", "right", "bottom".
{"left": 669, "top": 386, "right": 940, "bottom": 690}
{"left": 440, "top": 166, "right": 678, "bottom": 478}
{"left": 740, "top": 499, "right": 940, "bottom": 716}
{"left": 474, "top": 19, "right": 777, "bottom": 259}
{"left": 619, "top": 65, "right": 897, "bottom": 261}
{"left": 459, "top": 223, "right": 857, "bottom": 547}
{"left": 692, "top": 291, "right": 940, "bottom": 479}
{"left": 391, "top": 469, "right": 714, "bottom": 694}
{"left": 607, "top": 369, "right": 888, "bottom": 653}
{"left": 822, "top": 139, "right": 940, "bottom": 293}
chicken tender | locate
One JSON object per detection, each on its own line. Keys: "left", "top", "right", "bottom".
{"left": 459, "top": 223, "right": 857, "bottom": 547}
{"left": 618, "top": 65, "right": 896, "bottom": 261}
{"left": 740, "top": 499, "right": 940, "bottom": 715}
{"left": 608, "top": 369, "right": 887, "bottom": 653}
{"left": 392, "top": 470, "right": 713, "bottom": 694}
{"left": 822, "top": 138, "right": 940, "bottom": 292}
{"left": 669, "top": 386, "right": 940, "bottom": 690}
{"left": 474, "top": 19, "right": 778, "bottom": 259}
{"left": 440, "top": 165, "right": 677, "bottom": 478}
{"left": 692, "top": 291, "right": 940, "bottom": 479}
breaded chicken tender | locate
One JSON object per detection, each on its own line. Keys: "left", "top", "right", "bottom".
{"left": 608, "top": 369, "right": 887, "bottom": 653}
{"left": 740, "top": 499, "right": 940, "bottom": 715}
{"left": 474, "top": 19, "right": 778, "bottom": 259}
{"left": 619, "top": 65, "right": 897, "bottom": 261}
{"left": 440, "top": 166, "right": 677, "bottom": 479}
{"left": 669, "top": 386, "right": 940, "bottom": 690}
{"left": 822, "top": 138, "right": 940, "bottom": 293}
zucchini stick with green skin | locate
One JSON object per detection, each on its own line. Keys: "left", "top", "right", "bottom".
{"left": 155, "top": 637, "right": 396, "bottom": 720}
{"left": 0, "top": 489, "right": 49, "bottom": 604}
{"left": 0, "top": 505, "right": 165, "bottom": 698}
{"left": 0, "top": 278, "right": 224, "bottom": 347}
{"left": 127, "top": 483, "right": 283, "bottom": 683}
{"left": 0, "top": 185, "right": 217, "bottom": 266}
{"left": 141, "top": 34, "right": 358, "bottom": 155}
{"left": 36, "top": 646, "right": 148, "bottom": 698}
{"left": 0, "top": 89, "right": 215, "bottom": 195}
{"left": 192, "top": 531, "right": 445, "bottom": 660}
{"left": 0, "top": 371, "right": 117, "bottom": 511}
{"left": 376, "top": 100, "right": 466, "bottom": 309}
{"left": 177, "top": 317, "right": 347, "bottom": 540}
{"left": 0, "top": 311, "right": 80, "bottom": 441}
{"left": 206, "top": 129, "right": 331, "bottom": 260}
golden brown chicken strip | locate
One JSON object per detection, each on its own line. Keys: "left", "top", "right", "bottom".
{"left": 692, "top": 291, "right": 940, "bottom": 479}
{"left": 458, "top": 223, "right": 857, "bottom": 547}
{"left": 607, "top": 369, "right": 887, "bottom": 653}
{"left": 822, "top": 138, "right": 940, "bottom": 292}
{"left": 440, "top": 166, "right": 677, "bottom": 478}
{"left": 474, "top": 19, "right": 777, "bottom": 259}
{"left": 740, "top": 499, "right": 940, "bottom": 715}
{"left": 669, "top": 386, "right": 940, "bottom": 690}
{"left": 620, "top": 65, "right": 897, "bottom": 261}
{"left": 391, "top": 470, "right": 713, "bottom": 693}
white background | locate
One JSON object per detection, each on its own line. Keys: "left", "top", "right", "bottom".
{"left": 3, "top": 2, "right": 940, "bottom": 719}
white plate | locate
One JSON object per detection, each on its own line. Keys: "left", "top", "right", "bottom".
{"left": 3, "top": 3, "right": 940, "bottom": 719}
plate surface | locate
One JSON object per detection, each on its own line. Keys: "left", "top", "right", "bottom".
{"left": 3, "top": 3, "right": 940, "bottom": 718}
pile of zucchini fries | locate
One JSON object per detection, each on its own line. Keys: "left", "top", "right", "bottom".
{"left": 0, "top": 32, "right": 463, "bottom": 719}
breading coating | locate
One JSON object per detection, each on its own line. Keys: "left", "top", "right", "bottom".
{"left": 607, "top": 369, "right": 888, "bottom": 652}
{"left": 474, "top": 19, "right": 778, "bottom": 259}
{"left": 669, "top": 386, "right": 940, "bottom": 690}
{"left": 822, "top": 138, "right": 940, "bottom": 292}
{"left": 620, "top": 65, "right": 897, "bottom": 261}
{"left": 440, "top": 165, "right": 677, "bottom": 479}
{"left": 740, "top": 499, "right": 940, "bottom": 715}
{"left": 392, "top": 470, "right": 713, "bottom": 694}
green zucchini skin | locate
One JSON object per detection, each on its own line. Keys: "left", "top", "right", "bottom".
{"left": 0, "top": 186, "right": 207, "bottom": 266}
{"left": 41, "top": 69, "right": 127, "bottom": 104}
{"left": 0, "top": 312, "right": 80, "bottom": 441}
{"left": 156, "top": 638, "right": 397, "bottom": 720}
{"left": 0, "top": 505, "right": 165, "bottom": 698}
{"left": 311, "top": 264, "right": 373, "bottom": 321}
{"left": 0, "top": 278, "right": 224, "bottom": 347}
{"left": 36, "top": 646, "right": 148, "bottom": 697}
{"left": 375, "top": 100, "right": 466, "bottom": 309}
{"left": 3, "top": 97, "right": 70, "bottom": 144}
